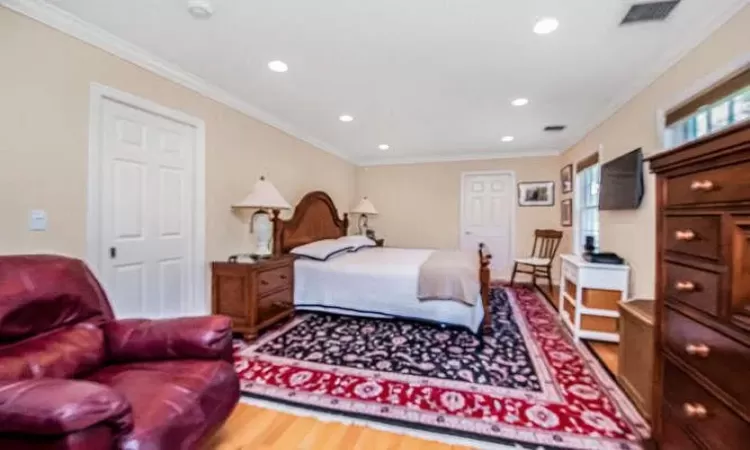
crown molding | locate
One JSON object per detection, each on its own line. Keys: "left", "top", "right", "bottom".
{"left": 358, "top": 148, "right": 561, "bottom": 167}
{"left": 562, "top": 0, "right": 750, "bottom": 156}
{"left": 0, "top": 0, "right": 354, "bottom": 164}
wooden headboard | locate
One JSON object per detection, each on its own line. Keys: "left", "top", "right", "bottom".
{"left": 272, "top": 191, "right": 349, "bottom": 254}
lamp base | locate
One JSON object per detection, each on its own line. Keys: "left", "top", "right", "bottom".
{"left": 357, "top": 214, "right": 369, "bottom": 235}
{"left": 251, "top": 210, "right": 273, "bottom": 257}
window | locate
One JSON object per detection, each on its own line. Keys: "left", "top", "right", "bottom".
{"left": 575, "top": 155, "right": 600, "bottom": 254}
{"left": 665, "top": 68, "right": 750, "bottom": 148}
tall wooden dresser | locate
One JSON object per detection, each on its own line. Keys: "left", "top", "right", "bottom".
{"left": 649, "top": 121, "right": 750, "bottom": 449}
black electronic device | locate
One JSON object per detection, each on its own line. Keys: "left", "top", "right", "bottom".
{"left": 583, "top": 252, "right": 625, "bottom": 265}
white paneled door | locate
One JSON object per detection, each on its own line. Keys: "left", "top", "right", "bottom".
{"left": 98, "top": 98, "right": 196, "bottom": 319}
{"left": 460, "top": 172, "right": 515, "bottom": 274}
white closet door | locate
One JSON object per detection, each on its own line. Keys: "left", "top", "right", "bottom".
{"left": 460, "top": 173, "right": 514, "bottom": 273}
{"left": 99, "top": 98, "right": 195, "bottom": 319}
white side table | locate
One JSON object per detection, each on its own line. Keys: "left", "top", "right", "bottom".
{"left": 558, "top": 254, "right": 629, "bottom": 342}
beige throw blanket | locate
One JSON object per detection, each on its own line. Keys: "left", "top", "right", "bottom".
{"left": 417, "top": 250, "right": 479, "bottom": 306}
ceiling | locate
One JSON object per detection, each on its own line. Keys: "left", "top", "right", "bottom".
{"left": 10, "top": 0, "right": 748, "bottom": 164}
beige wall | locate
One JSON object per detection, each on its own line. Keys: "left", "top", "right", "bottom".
{"left": 0, "top": 7, "right": 356, "bottom": 264}
{"left": 356, "top": 157, "right": 566, "bottom": 280}
{"left": 560, "top": 5, "right": 750, "bottom": 300}
{"left": 4, "top": 3, "right": 750, "bottom": 302}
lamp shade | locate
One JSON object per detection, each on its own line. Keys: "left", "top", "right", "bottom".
{"left": 233, "top": 176, "right": 291, "bottom": 210}
{"left": 352, "top": 197, "right": 378, "bottom": 215}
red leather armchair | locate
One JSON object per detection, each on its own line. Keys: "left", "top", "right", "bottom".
{"left": 0, "top": 255, "right": 240, "bottom": 450}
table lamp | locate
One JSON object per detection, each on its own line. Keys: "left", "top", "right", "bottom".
{"left": 232, "top": 176, "right": 291, "bottom": 257}
{"left": 351, "top": 197, "right": 378, "bottom": 235}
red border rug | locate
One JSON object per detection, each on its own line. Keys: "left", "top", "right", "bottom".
{"left": 234, "top": 285, "right": 649, "bottom": 449}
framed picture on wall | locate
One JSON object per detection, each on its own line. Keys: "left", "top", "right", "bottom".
{"left": 518, "top": 181, "right": 555, "bottom": 207}
{"left": 561, "top": 199, "right": 572, "bottom": 227}
{"left": 560, "top": 164, "right": 573, "bottom": 194}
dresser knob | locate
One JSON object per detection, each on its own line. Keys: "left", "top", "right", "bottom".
{"left": 674, "top": 230, "right": 696, "bottom": 241}
{"left": 280, "top": 274, "right": 287, "bottom": 280}
{"left": 685, "top": 343, "right": 710, "bottom": 358}
{"left": 674, "top": 281, "right": 696, "bottom": 292}
{"left": 683, "top": 403, "right": 708, "bottom": 419}
{"left": 260, "top": 280, "right": 269, "bottom": 286}
{"left": 690, "top": 180, "right": 715, "bottom": 191}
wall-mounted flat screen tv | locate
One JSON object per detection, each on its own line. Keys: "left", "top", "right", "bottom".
{"left": 599, "top": 148, "right": 644, "bottom": 210}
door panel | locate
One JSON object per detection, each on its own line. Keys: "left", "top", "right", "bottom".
{"left": 100, "top": 99, "right": 194, "bottom": 319}
{"left": 158, "top": 258, "right": 185, "bottom": 318}
{"left": 461, "top": 173, "right": 514, "bottom": 274}
{"left": 159, "top": 168, "right": 184, "bottom": 237}
{"left": 112, "top": 263, "right": 146, "bottom": 318}
{"left": 113, "top": 161, "right": 146, "bottom": 239}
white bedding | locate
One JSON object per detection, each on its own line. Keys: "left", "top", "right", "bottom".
{"left": 294, "top": 247, "right": 485, "bottom": 333}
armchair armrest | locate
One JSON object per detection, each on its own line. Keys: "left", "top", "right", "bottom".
{"left": 103, "top": 316, "right": 234, "bottom": 363}
{"left": 0, "top": 379, "right": 132, "bottom": 436}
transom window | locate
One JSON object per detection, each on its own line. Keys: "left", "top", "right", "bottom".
{"left": 665, "top": 68, "right": 750, "bottom": 149}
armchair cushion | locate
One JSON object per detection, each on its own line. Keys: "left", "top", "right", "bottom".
{"left": 0, "top": 379, "right": 132, "bottom": 437}
{"left": 0, "top": 255, "right": 114, "bottom": 341}
{"left": 103, "top": 316, "right": 233, "bottom": 364}
{"left": 0, "top": 324, "right": 105, "bottom": 380}
{"left": 86, "top": 360, "right": 239, "bottom": 449}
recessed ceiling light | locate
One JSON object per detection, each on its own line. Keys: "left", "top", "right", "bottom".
{"left": 187, "top": 0, "right": 214, "bottom": 19}
{"left": 501, "top": 136, "right": 515, "bottom": 142}
{"left": 339, "top": 115, "right": 354, "bottom": 122}
{"left": 511, "top": 98, "right": 529, "bottom": 106}
{"left": 533, "top": 17, "right": 559, "bottom": 34}
{"left": 267, "top": 60, "right": 288, "bottom": 73}
{"left": 378, "top": 144, "right": 390, "bottom": 151}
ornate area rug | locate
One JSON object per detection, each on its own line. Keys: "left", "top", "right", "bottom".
{"left": 234, "top": 285, "right": 649, "bottom": 449}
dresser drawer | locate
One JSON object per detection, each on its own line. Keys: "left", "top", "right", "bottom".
{"left": 662, "top": 360, "right": 750, "bottom": 450}
{"left": 257, "top": 288, "right": 292, "bottom": 324}
{"left": 665, "top": 263, "right": 721, "bottom": 316}
{"left": 664, "top": 308, "right": 750, "bottom": 414}
{"left": 258, "top": 265, "right": 292, "bottom": 296}
{"left": 667, "top": 161, "right": 750, "bottom": 206}
{"left": 664, "top": 216, "right": 721, "bottom": 261}
{"left": 662, "top": 406, "right": 705, "bottom": 450}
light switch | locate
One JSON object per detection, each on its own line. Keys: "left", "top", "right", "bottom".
{"left": 29, "top": 210, "right": 47, "bottom": 231}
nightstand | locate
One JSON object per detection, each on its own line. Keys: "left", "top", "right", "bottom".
{"left": 211, "top": 255, "right": 294, "bottom": 341}
{"left": 375, "top": 238, "right": 385, "bottom": 247}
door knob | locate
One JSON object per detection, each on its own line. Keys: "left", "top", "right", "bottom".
{"left": 109, "top": 247, "right": 117, "bottom": 259}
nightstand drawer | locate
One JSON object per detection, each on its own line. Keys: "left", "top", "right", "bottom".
{"left": 258, "top": 288, "right": 292, "bottom": 324}
{"left": 258, "top": 265, "right": 292, "bottom": 295}
{"left": 212, "top": 256, "right": 294, "bottom": 340}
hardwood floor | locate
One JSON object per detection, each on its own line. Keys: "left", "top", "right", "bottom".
{"left": 538, "top": 283, "right": 620, "bottom": 375}
{"left": 588, "top": 342, "right": 619, "bottom": 374}
{"left": 203, "top": 403, "right": 471, "bottom": 450}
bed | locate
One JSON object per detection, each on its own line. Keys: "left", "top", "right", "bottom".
{"left": 271, "top": 191, "right": 492, "bottom": 333}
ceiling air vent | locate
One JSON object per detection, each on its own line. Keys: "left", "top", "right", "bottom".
{"left": 621, "top": 1, "right": 681, "bottom": 25}
{"left": 544, "top": 125, "right": 566, "bottom": 132}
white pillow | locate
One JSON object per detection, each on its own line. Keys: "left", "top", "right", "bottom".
{"left": 291, "top": 239, "right": 354, "bottom": 261}
{"left": 337, "top": 235, "right": 377, "bottom": 252}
